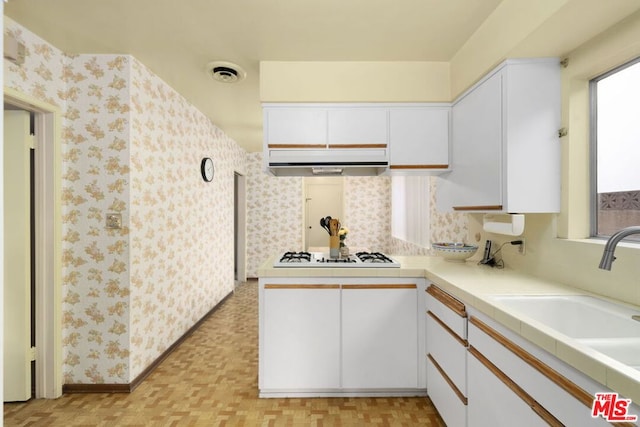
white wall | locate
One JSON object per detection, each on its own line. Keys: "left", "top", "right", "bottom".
{"left": 260, "top": 61, "right": 450, "bottom": 102}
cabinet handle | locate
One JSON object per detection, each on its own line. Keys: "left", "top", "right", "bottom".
{"left": 453, "top": 205, "right": 503, "bottom": 211}
{"left": 267, "top": 144, "right": 327, "bottom": 149}
{"left": 468, "top": 346, "right": 563, "bottom": 427}
{"left": 327, "top": 143, "right": 387, "bottom": 149}
{"left": 264, "top": 284, "right": 340, "bottom": 289}
{"left": 390, "top": 164, "right": 449, "bottom": 169}
{"left": 469, "top": 316, "right": 596, "bottom": 410}
{"left": 426, "top": 285, "right": 466, "bottom": 317}
{"left": 427, "top": 354, "right": 467, "bottom": 405}
{"left": 427, "top": 311, "right": 467, "bottom": 347}
{"left": 342, "top": 284, "right": 416, "bottom": 289}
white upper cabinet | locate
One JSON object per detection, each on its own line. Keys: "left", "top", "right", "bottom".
{"left": 263, "top": 103, "right": 452, "bottom": 176}
{"left": 264, "top": 106, "right": 327, "bottom": 146}
{"left": 327, "top": 108, "right": 388, "bottom": 146}
{"left": 449, "top": 72, "right": 503, "bottom": 209}
{"left": 389, "top": 106, "right": 450, "bottom": 173}
{"left": 437, "top": 59, "right": 561, "bottom": 213}
{"left": 264, "top": 104, "right": 390, "bottom": 148}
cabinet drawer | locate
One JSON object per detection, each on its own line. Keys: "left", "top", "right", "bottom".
{"left": 469, "top": 316, "right": 612, "bottom": 427}
{"left": 426, "top": 285, "right": 466, "bottom": 338}
{"left": 468, "top": 348, "right": 552, "bottom": 427}
{"left": 427, "top": 311, "right": 467, "bottom": 395}
{"left": 427, "top": 355, "right": 467, "bottom": 427}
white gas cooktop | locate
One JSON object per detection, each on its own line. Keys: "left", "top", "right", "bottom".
{"left": 273, "top": 251, "right": 400, "bottom": 268}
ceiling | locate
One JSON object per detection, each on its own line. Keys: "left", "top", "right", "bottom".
{"left": 5, "top": 0, "right": 505, "bottom": 152}
{"left": 5, "top": 1, "right": 640, "bottom": 152}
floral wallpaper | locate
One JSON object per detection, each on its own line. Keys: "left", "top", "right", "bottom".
{"left": 128, "top": 59, "right": 246, "bottom": 378}
{"left": 246, "top": 152, "right": 303, "bottom": 276}
{"left": 60, "top": 54, "right": 133, "bottom": 383}
{"left": 343, "top": 177, "right": 392, "bottom": 252}
{"left": 4, "top": 16, "right": 246, "bottom": 384}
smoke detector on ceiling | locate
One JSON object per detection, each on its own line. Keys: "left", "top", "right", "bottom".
{"left": 206, "top": 61, "right": 246, "bottom": 83}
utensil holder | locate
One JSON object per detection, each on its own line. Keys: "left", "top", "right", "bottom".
{"left": 329, "top": 236, "right": 340, "bottom": 259}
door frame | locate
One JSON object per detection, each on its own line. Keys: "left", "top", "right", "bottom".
{"left": 234, "top": 172, "right": 247, "bottom": 284}
{"left": 4, "top": 87, "right": 63, "bottom": 398}
{"left": 303, "top": 177, "right": 344, "bottom": 251}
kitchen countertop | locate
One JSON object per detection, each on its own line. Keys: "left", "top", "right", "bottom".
{"left": 258, "top": 255, "right": 426, "bottom": 278}
{"left": 258, "top": 254, "right": 640, "bottom": 404}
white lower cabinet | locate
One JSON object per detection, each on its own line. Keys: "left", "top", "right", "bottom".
{"left": 467, "top": 349, "right": 550, "bottom": 427}
{"left": 426, "top": 285, "right": 468, "bottom": 427}
{"left": 260, "top": 284, "right": 341, "bottom": 390}
{"left": 342, "top": 284, "right": 419, "bottom": 389}
{"left": 468, "top": 311, "right": 613, "bottom": 427}
{"left": 259, "top": 278, "right": 426, "bottom": 396}
{"left": 427, "top": 356, "right": 467, "bottom": 427}
{"left": 425, "top": 285, "right": 621, "bottom": 427}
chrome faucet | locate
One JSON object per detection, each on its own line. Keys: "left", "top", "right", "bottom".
{"left": 598, "top": 226, "right": 640, "bottom": 270}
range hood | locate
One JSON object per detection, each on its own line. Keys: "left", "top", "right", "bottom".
{"left": 265, "top": 146, "right": 389, "bottom": 177}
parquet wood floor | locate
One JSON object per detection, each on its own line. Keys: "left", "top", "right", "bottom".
{"left": 4, "top": 280, "right": 445, "bottom": 426}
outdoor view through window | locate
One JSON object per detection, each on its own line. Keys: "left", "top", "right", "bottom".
{"left": 593, "top": 58, "right": 640, "bottom": 241}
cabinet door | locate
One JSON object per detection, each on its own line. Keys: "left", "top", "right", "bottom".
{"left": 327, "top": 108, "right": 388, "bottom": 146}
{"left": 264, "top": 107, "right": 327, "bottom": 146}
{"left": 341, "top": 284, "right": 418, "bottom": 388}
{"left": 261, "top": 285, "right": 341, "bottom": 389}
{"left": 469, "top": 315, "right": 612, "bottom": 426}
{"left": 389, "top": 107, "right": 449, "bottom": 168}
{"left": 450, "top": 71, "right": 503, "bottom": 211}
{"left": 468, "top": 350, "right": 550, "bottom": 427}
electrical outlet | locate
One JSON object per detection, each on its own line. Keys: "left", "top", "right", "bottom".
{"left": 518, "top": 239, "right": 526, "bottom": 255}
{"left": 105, "top": 213, "right": 122, "bottom": 229}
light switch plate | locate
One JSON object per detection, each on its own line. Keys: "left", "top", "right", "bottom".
{"left": 106, "top": 213, "right": 122, "bottom": 229}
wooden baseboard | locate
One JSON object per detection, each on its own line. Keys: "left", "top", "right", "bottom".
{"left": 62, "top": 290, "right": 234, "bottom": 394}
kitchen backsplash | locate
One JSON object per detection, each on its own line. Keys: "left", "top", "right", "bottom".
{"left": 245, "top": 154, "right": 469, "bottom": 275}
{"left": 246, "top": 154, "right": 395, "bottom": 276}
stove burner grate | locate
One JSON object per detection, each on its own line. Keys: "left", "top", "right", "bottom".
{"left": 356, "top": 251, "right": 395, "bottom": 263}
{"left": 279, "top": 251, "right": 312, "bottom": 263}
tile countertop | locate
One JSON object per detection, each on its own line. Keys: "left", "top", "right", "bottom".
{"left": 258, "top": 254, "right": 640, "bottom": 403}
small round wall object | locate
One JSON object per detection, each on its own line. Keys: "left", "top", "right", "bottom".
{"left": 200, "top": 157, "right": 214, "bottom": 182}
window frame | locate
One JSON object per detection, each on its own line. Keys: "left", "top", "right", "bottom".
{"left": 589, "top": 55, "right": 640, "bottom": 240}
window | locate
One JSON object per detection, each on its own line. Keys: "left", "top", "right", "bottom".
{"left": 591, "top": 58, "right": 640, "bottom": 241}
{"left": 391, "top": 176, "right": 430, "bottom": 247}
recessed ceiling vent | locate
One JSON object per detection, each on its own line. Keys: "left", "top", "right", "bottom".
{"left": 207, "top": 61, "right": 246, "bottom": 83}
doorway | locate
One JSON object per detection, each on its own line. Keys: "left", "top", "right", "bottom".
{"left": 234, "top": 172, "right": 247, "bottom": 284}
{"left": 304, "top": 177, "right": 344, "bottom": 251}
{"left": 3, "top": 89, "right": 63, "bottom": 399}
{"left": 3, "top": 109, "right": 33, "bottom": 401}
